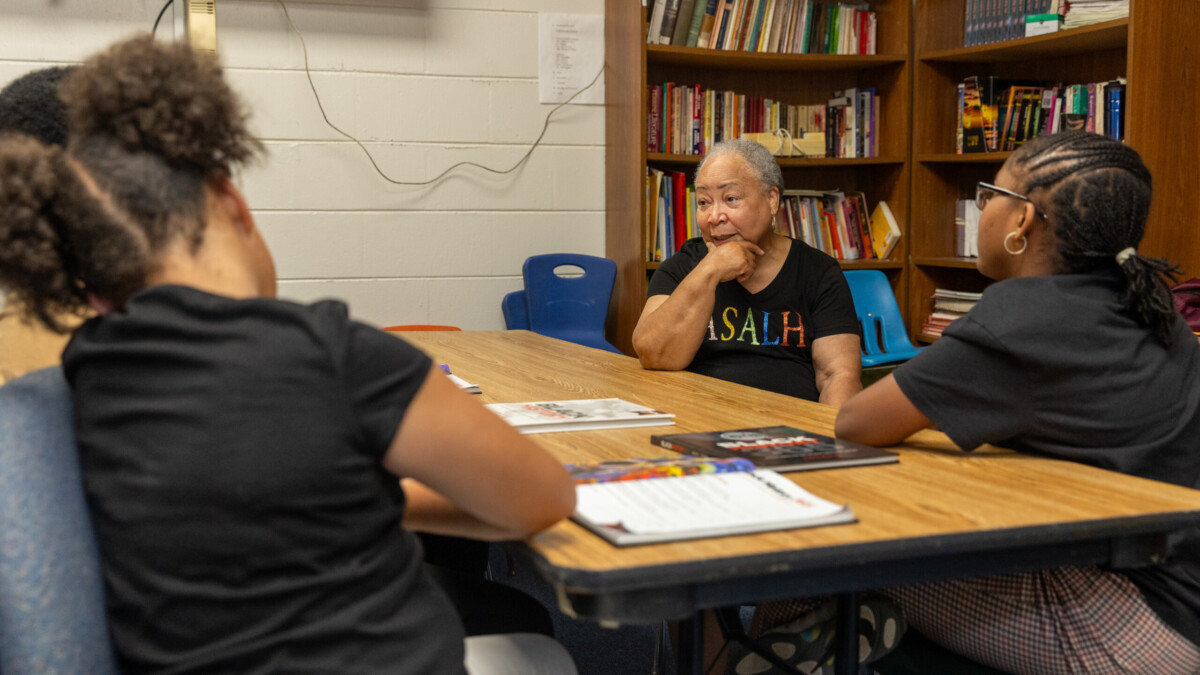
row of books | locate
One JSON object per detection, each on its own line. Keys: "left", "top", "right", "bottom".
{"left": 778, "top": 191, "right": 899, "bottom": 261}
{"left": 647, "top": 83, "right": 880, "bottom": 158}
{"left": 958, "top": 75, "right": 1125, "bottom": 154}
{"left": 964, "top": 0, "right": 1063, "bottom": 46}
{"left": 648, "top": 0, "right": 878, "bottom": 55}
{"left": 920, "top": 288, "right": 982, "bottom": 338}
{"left": 645, "top": 168, "right": 901, "bottom": 263}
{"left": 646, "top": 167, "right": 698, "bottom": 262}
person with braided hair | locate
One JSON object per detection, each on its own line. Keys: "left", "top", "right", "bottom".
{"left": 811, "top": 130, "right": 1200, "bottom": 674}
{"left": 0, "top": 35, "right": 578, "bottom": 675}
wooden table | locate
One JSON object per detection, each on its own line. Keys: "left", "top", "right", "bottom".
{"left": 405, "top": 330, "right": 1200, "bottom": 674}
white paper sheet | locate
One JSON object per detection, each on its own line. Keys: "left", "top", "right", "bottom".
{"left": 538, "top": 13, "right": 604, "bottom": 105}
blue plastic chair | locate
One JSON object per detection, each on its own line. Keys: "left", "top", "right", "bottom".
{"left": 0, "top": 368, "right": 120, "bottom": 675}
{"left": 843, "top": 270, "right": 923, "bottom": 367}
{"left": 501, "top": 290, "right": 530, "bottom": 330}
{"left": 517, "top": 254, "right": 621, "bottom": 354}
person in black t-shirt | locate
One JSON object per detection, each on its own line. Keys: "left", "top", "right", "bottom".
{"left": 0, "top": 36, "right": 577, "bottom": 675}
{"left": 818, "top": 132, "right": 1200, "bottom": 674}
{"left": 633, "top": 139, "right": 862, "bottom": 405}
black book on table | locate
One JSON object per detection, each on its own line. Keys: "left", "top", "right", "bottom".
{"left": 650, "top": 425, "right": 898, "bottom": 472}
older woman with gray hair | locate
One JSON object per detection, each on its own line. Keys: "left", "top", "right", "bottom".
{"left": 633, "top": 139, "right": 862, "bottom": 406}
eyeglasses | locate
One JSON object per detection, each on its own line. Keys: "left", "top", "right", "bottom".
{"left": 975, "top": 181, "right": 1046, "bottom": 218}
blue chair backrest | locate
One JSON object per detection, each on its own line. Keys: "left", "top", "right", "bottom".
{"left": 521, "top": 254, "right": 621, "bottom": 353}
{"left": 843, "top": 270, "right": 923, "bottom": 367}
{"left": 0, "top": 368, "right": 119, "bottom": 675}
{"left": 502, "top": 290, "right": 530, "bottom": 331}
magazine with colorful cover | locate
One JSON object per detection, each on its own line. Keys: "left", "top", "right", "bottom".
{"left": 650, "top": 425, "right": 897, "bottom": 472}
{"left": 484, "top": 398, "right": 674, "bottom": 434}
{"left": 568, "top": 455, "right": 855, "bottom": 546}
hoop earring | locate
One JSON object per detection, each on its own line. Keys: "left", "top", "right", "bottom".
{"left": 1004, "top": 231, "right": 1027, "bottom": 255}
{"left": 771, "top": 212, "right": 778, "bottom": 230}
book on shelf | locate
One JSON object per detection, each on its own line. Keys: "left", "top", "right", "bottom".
{"left": 955, "top": 198, "right": 980, "bottom": 257}
{"left": 957, "top": 77, "right": 1127, "bottom": 153}
{"left": 685, "top": 0, "right": 874, "bottom": 54}
{"left": 485, "top": 398, "right": 675, "bottom": 434}
{"left": 671, "top": 0, "right": 700, "bottom": 46}
{"left": 568, "top": 455, "right": 855, "bottom": 546}
{"left": 868, "top": 200, "right": 901, "bottom": 259}
{"left": 650, "top": 425, "right": 898, "bottom": 472}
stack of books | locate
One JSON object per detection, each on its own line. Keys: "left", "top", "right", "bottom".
{"left": 647, "top": 0, "right": 877, "bottom": 55}
{"left": 1063, "top": 0, "right": 1128, "bottom": 28}
{"left": 921, "top": 289, "right": 982, "bottom": 339}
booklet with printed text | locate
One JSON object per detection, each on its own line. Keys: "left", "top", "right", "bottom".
{"left": 485, "top": 398, "right": 674, "bottom": 434}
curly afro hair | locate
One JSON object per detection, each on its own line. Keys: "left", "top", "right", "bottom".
{"left": 0, "top": 34, "right": 263, "bottom": 331}
{"left": 0, "top": 66, "right": 74, "bottom": 147}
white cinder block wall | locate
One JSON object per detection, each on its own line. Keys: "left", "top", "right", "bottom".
{"left": 0, "top": 0, "right": 605, "bottom": 330}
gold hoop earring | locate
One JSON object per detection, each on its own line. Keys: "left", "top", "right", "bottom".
{"left": 771, "top": 212, "right": 778, "bottom": 231}
{"left": 1004, "top": 231, "right": 1027, "bottom": 255}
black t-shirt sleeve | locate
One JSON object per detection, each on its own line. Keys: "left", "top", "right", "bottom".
{"left": 647, "top": 238, "right": 706, "bottom": 298}
{"left": 341, "top": 321, "right": 434, "bottom": 459}
{"left": 892, "top": 315, "right": 1033, "bottom": 451}
{"left": 806, "top": 260, "right": 861, "bottom": 340}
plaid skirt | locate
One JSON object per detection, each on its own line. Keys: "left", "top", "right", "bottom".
{"left": 751, "top": 566, "right": 1200, "bottom": 675}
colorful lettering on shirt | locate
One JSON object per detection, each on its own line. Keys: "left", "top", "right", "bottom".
{"left": 708, "top": 306, "right": 805, "bottom": 348}
{"left": 760, "top": 311, "right": 780, "bottom": 346}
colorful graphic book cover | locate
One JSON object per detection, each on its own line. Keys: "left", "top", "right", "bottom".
{"left": 566, "top": 455, "right": 756, "bottom": 484}
{"left": 650, "top": 425, "right": 897, "bottom": 472}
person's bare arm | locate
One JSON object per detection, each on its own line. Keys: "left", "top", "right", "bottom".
{"left": 834, "top": 373, "right": 931, "bottom": 446}
{"left": 812, "top": 333, "right": 862, "bottom": 408}
{"left": 383, "top": 366, "right": 576, "bottom": 541}
{"left": 633, "top": 241, "right": 763, "bottom": 370}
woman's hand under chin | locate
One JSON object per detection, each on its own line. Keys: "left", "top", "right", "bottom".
{"left": 703, "top": 239, "right": 765, "bottom": 284}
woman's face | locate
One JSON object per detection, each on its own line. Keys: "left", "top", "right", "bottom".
{"left": 975, "top": 164, "right": 1029, "bottom": 281}
{"left": 695, "top": 153, "right": 779, "bottom": 248}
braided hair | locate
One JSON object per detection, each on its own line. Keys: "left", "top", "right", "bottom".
{"left": 0, "top": 35, "right": 261, "bottom": 332}
{"left": 1009, "top": 130, "right": 1180, "bottom": 344}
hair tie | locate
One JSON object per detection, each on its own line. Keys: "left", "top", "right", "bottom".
{"left": 1115, "top": 247, "right": 1136, "bottom": 265}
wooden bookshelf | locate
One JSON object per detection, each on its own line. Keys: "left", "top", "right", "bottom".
{"left": 604, "top": 0, "right": 912, "bottom": 354}
{"left": 909, "top": 2, "right": 1200, "bottom": 342}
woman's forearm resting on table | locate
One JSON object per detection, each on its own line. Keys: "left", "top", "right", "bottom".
{"left": 400, "top": 478, "right": 563, "bottom": 541}
{"left": 634, "top": 287, "right": 719, "bottom": 370}
{"left": 834, "top": 373, "right": 931, "bottom": 446}
{"left": 385, "top": 365, "right": 576, "bottom": 539}
{"left": 813, "top": 333, "right": 863, "bottom": 408}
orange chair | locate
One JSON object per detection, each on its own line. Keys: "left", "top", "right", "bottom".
{"left": 383, "top": 325, "right": 462, "bottom": 332}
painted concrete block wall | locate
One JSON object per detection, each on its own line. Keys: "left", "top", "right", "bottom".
{"left": 0, "top": 0, "right": 605, "bottom": 329}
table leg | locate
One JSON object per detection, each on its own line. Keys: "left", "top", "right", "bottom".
{"left": 676, "top": 614, "right": 704, "bottom": 675}
{"left": 835, "top": 592, "right": 858, "bottom": 675}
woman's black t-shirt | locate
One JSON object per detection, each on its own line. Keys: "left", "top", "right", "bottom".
{"left": 648, "top": 238, "right": 860, "bottom": 400}
{"left": 894, "top": 273, "right": 1200, "bottom": 647}
{"left": 62, "top": 285, "right": 466, "bottom": 675}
